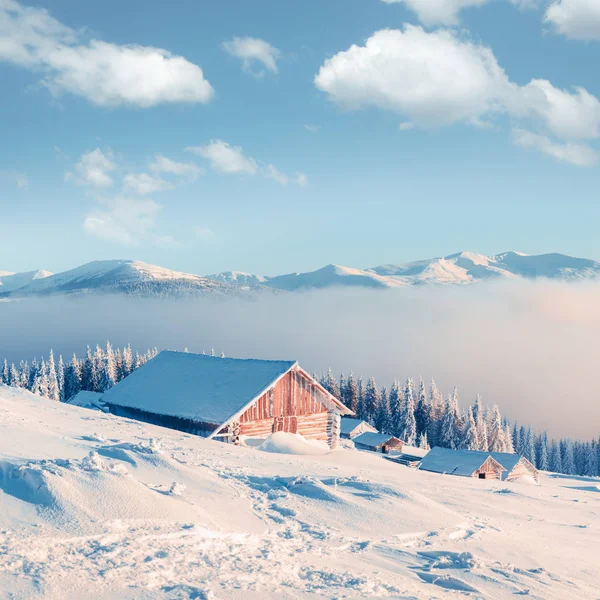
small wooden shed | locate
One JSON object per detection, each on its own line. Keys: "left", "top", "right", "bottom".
{"left": 352, "top": 432, "right": 404, "bottom": 454}
{"left": 340, "top": 417, "right": 378, "bottom": 439}
{"left": 419, "top": 447, "right": 506, "bottom": 480}
{"left": 102, "top": 351, "right": 353, "bottom": 448}
{"left": 490, "top": 452, "right": 540, "bottom": 484}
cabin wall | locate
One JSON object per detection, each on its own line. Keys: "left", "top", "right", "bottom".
{"left": 108, "top": 404, "right": 219, "bottom": 438}
{"left": 238, "top": 368, "right": 341, "bottom": 447}
{"left": 474, "top": 457, "right": 503, "bottom": 480}
{"left": 505, "top": 461, "right": 540, "bottom": 483}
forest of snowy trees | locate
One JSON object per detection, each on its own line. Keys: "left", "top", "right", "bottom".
{"left": 1, "top": 345, "right": 598, "bottom": 479}
{"left": 318, "top": 369, "right": 600, "bottom": 479}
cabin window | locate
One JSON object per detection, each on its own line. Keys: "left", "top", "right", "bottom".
{"left": 479, "top": 473, "right": 486, "bottom": 479}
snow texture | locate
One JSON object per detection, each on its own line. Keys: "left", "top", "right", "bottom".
{"left": 0, "top": 385, "right": 599, "bottom": 598}
{"left": 257, "top": 432, "right": 330, "bottom": 455}
{"left": 102, "top": 350, "right": 296, "bottom": 424}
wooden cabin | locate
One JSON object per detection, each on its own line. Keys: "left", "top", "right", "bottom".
{"left": 419, "top": 447, "right": 506, "bottom": 480}
{"left": 352, "top": 432, "right": 404, "bottom": 454}
{"left": 101, "top": 351, "right": 353, "bottom": 448}
{"left": 490, "top": 452, "right": 540, "bottom": 484}
{"left": 340, "top": 417, "right": 377, "bottom": 439}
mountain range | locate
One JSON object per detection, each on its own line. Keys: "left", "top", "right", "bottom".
{"left": 1, "top": 251, "right": 599, "bottom": 299}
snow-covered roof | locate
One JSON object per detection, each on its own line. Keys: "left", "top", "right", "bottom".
{"left": 67, "top": 390, "right": 104, "bottom": 409}
{"left": 353, "top": 432, "right": 402, "bottom": 448}
{"left": 102, "top": 351, "right": 298, "bottom": 424}
{"left": 490, "top": 452, "right": 537, "bottom": 474}
{"left": 419, "top": 447, "right": 506, "bottom": 477}
{"left": 340, "top": 417, "right": 376, "bottom": 435}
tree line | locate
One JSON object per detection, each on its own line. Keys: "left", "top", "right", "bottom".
{"left": 319, "top": 369, "right": 600, "bottom": 478}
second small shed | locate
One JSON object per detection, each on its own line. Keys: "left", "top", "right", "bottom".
{"left": 352, "top": 432, "right": 404, "bottom": 454}
{"left": 419, "top": 447, "right": 506, "bottom": 480}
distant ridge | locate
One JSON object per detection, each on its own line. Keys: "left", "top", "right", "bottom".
{"left": 2, "top": 251, "right": 599, "bottom": 299}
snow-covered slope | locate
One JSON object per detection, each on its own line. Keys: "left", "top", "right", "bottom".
{"left": 3, "top": 260, "right": 235, "bottom": 299}
{"left": 264, "top": 264, "right": 407, "bottom": 291}
{"left": 206, "top": 270, "right": 270, "bottom": 287}
{"left": 0, "top": 269, "right": 53, "bottom": 292}
{"left": 1, "top": 384, "right": 598, "bottom": 598}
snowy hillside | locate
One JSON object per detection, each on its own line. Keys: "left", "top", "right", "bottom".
{"left": 0, "top": 269, "right": 53, "bottom": 293}
{"left": 206, "top": 270, "right": 270, "bottom": 287}
{"left": 1, "top": 385, "right": 598, "bottom": 599}
{"left": 1, "top": 260, "right": 238, "bottom": 299}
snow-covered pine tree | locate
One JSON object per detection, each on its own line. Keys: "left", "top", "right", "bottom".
{"left": 322, "top": 368, "right": 341, "bottom": 400}
{"left": 583, "top": 443, "right": 598, "bottom": 477}
{"left": 463, "top": 406, "right": 480, "bottom": 451}
{"left": 91, "top": 345, "right": 104, "bottom": 392}
{"left": 561, "top": 439, "right": 576, "bottom": 475}
{"left": 64, "top": 354, "right": 82, "bottom": 400}
{"left": 524, "top": 427, "right": 536, "bottom": 466}
{"left": 122, "top": 344, "right": 134, "bottom": 378}
{"left": 1, "top": 359, "right": 8, "bottom": 384}
{"left": 374, "top": 386, "right": 390, "bottom": 433}
{"left": 31, "top": 358, "right": 49, "bottom": 398}
{"left": 518, "top": 426, "right": 527, "bottom": 456}
{"left": 339, "top": 373, "right": 347, "bottom": 406}
{"left": 427, "top": 379, "right": 443, "bottom": 448}
{"left": 388, "top": 381, "right": 402, "bottom": 437}
{"left": 8, "top": 363, "right": 20, "bottom": 387}
{"left": 345, "top": 373, "right": 359, "bottom": 414}
{"left": 414, "top": 376, "right": 432, "bottom": 439}
{"left": 537, "top": 432, "right": 549, "bottom": 471}
{"left": 99, "top": 342, "right": 118, "bottom": 391}
{"left": 487, "top": 405, "right": 506, "bottom": 452}
{"left": 46, "top": 350, "right": 60, "bottom": 402}
{"left": 398, "top": 378, "right": 417, "bottom": 445}
{"left": 504, "top": 422, "right": 515, "bottom": 453}
{"left": 19, "top": 360, "right": 30, "bottom": 389}
{"left": 472, "top": 394, "right": 489, "bottom": 451}
{"left": 364, "top": 377, "right": 379, "bottom": 424}
{"left": 512, "top": 422, "right": 520, "bottom": 454}
{"left": 440, "top": 394, "right": 460, "bottom": 449}
{"left": 57, "top": 355, "right": 65, "bottom": 401}
{"left": 418, "top": 432, "right": 430, "bottom": 450}
{"left": 549, "top": 440, "right": 562, "bottom": 473}
{"left": 81, "top": 346, "right": 93, "bottom": 391}
{"left": 356, "top": 377, "right": 366, "bottom": 421}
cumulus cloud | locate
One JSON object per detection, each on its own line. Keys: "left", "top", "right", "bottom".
{"left": 149, "top": 155, "right": 202, "bottom": 180}
{"left": 188, "top": 139, "right": 306, "bottom": 184}
{"left": 0, "top": 0, "right": 214, "bottom": 107}
{"left": 399, "top": 121, "right": 415, "bottom": 131}
{"left": 187, "top": 140, "right": 258, "bottom": 175}
{"left": 545, "top": 0, "right": 600, "bottom": 41}
{"left": 381, "top": 0, "right": 490, "bottom": 27}
{"left": 222, "top": 36, "right": 281, "bottom": 75}
{"left": 123, "top": 172, "right": 171, "bottom": 195}
{"left": 512, "top": 128, "right": 598, "bottom": 166}
{"left": 83, "top": 196, "right": 162, "bottom": 245}
{"left": 66, "top": 148, "right": 115, "bottom": 188}
{"left": 315, "top": 26, "right": 600, "bottom": 165}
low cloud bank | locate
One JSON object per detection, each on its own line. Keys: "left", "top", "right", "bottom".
{"left": 0, "top": 280, "right": 598, "bottom": 438}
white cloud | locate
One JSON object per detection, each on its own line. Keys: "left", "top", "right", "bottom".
{"left": 381, "top": 0, "right": 540, "bottom": 26}
{"left": 315, "top": 26, "right": 600, "bottom": 165}
{"left": 123, "top": 172, "right": 171, "bottom": 195}
{"left": 265, "top": 164, "right": 290, "bottom": 185}
{"left": 187, "top": 140, "right": 258, "bottom": 175}
{"left": 222, "top": 36, "right": 281, "bottom": 75}
{"left": 0, "top": 0, "right": 214, "bottom": 107}
{"left": 304, "top": 124, "right": 320, "bottom": 133}
{"left": 545, "top": 0, "right": 600, "bottom": 41}
{"left": 399, "top": 121, "right": 415, "bottom": 131}
{"left": 149, "top": 155, "right": 202, "bottom": 180}
{"left": 315, "top": 27, "right": 510, "bottom": 128}
{"left": 83, "top": 195, "right": 161, "bottom": 245}
{"left": 295, "top": 172, "right": 308, "bottom": 186}
{"left": 381, "top": 0, "right": 490, "bottom": 26}
{"left": 66, "top": 148, "right": 115, "bottom": 188}
{"left": 512, "top": 128, "right": 598, "bottom": 166}
{"left": 0, "top": 170, "right": 29, "bottom": 190}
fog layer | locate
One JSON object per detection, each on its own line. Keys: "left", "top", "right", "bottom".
{"left": 0, "top": 280, "right": 598, "bottom": 438}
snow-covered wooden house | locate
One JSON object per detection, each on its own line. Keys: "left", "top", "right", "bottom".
{"left": 352, "top": 432, "right": 404, "bottom": 454}
{"left": 419, "top": 447, "right": 506, "bottom": 480}
{"left": 101, "top": 351, "right": 352, "bottom": 448}
{"left": 340, "top": 417, "right": 377, "bottom": 439}
{"left": 490, "top": 452, "right": 540, "bottom": 484}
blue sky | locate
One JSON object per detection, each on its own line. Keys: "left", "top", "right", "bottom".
{"left": 1, "top": 0, "right": 600, "bottom": 276}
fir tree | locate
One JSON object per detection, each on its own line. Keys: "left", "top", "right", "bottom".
{"left": 399, "top": 378, "right": 417, "bottom": 445}
{"left": 537, "top": 433, "right": 549, "bottom": 471}
{"left": 31, "top": 358, "right": 49, "bottom": 398}
{"left": 8, "top": 363, "right": 19, "bottom": 387}
{"left": 19, "top": 360, "right": 30, "bottom": 389}
{"left": 1, "top": 359, "right": 8, "bottom": 384}
{"left": 427, "top": 379, "right": 444, "bottom": 448}
{"left": 518, "top": 426, "right": 528, "bottom": 456}
{"left": 339, "top": 373, "right": 347, "bottom": 407}
{"left": 440, "top": 394, "right": 460, "bottom": 449}
{"left": 488, "top": 405, "right": 506, "bottom": 452}
{"left": 81, "top": 346, "right": 94, "bottom": 391}
{"left": 388, "top": 381, "right": 402, "bottom": 437}
{"left": 46, "top": 350, "right": 60, "bottom": 401}
{"left": 418, "top": 432, "right": 430, "bottom": 450}
{"left": 345, "top": 373, "right": 359, "bottom": 414}
{"left": 374, "top": 386, "right": 390, "bottom": 433}
{"left": 463, "top": 406, "right": 479, "bottom": 450}
{"left": 414, "top": 376, "right": 432, "bottom": 438}
{"left": 583, "top": 443, "right": 598, "bottom": 477}
{"left": 322, "top": 368, "right": 341, "bottom": 400}
{"left": 64, "top": 354, "right": 82, "bottom": 400}
{"left": 364, "top": 376, "right": 380, "bottom": 424}
{"left": 473, "top": 394, "right": 488, "bottom": 451}
{"left": 549, "top": 440, "right": 562, "bottom": 473}
{"left": 504, "top": 422, "right": 515, "bottom": 453}
{"left": 57, "top": 355, "right": 65, "bottom": 400}
{"left": 356, "top": 377, "right": 366, "bottom": 421}
{"left": 523, "top": 427, "right": 536, "bottom": 465}
{"left": 561, "top": 439, "right": 576, "bottom": 475}
{"left": 122, "top": 345, "right": 134, "bottom": 378}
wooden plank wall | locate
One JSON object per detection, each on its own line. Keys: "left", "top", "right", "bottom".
{"left": 238, "top": 368, "right": 340, "bottom": 447}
